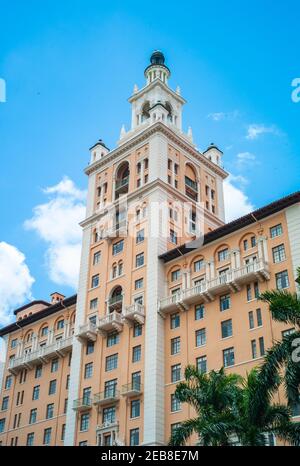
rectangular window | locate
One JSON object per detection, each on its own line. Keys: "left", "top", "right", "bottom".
{"left": 171, "top": 394, "right": 181, "bottom": 412}
{"left": 249, "top": 311, "right": 254, "bottom": 329}
{"left": 131, "top": 400, "right": 140, "bottom": 418}
{"left": 130, "top": 428, "right": 139, "bottom": 446}
{"left": 51, "top": 358, "right": 59, "bottom": 373}
{"left": 64, "top": 398, "right": 68, "bottom": 414}
{"left": 272, "top": 244, "right": 286, "bottom": 263}
{"left": 46, "top": 404, "right": 54, "bottom": 420}
{"left": 197, "top": 356, "right": 207, "bottom": 374}
{"left": 84, "top": 362, "right": 93, "bottom": 379}
{"left": 11, "top": 338, "right": 17, "bottom": 349}
{"left": 135, "top": 278, "right": 144, "bottom": 290}
{"left": 170, "top": 313, "right": 180, "bottom": 329}
{"left": 259, "top": 337, "right": 265, "bottom": 356}
{"left": 136, "top": 229, "right": 145, "bottom": 244}
{"left": 107, "top": 332, "right": 119, "bottom": 347}
{"left": 0, "top": 418, "right": 5, "bottom": 433}
{"left": 91, "top": 274, "right": 99, "bottom": 288}
{"left": 218, "top": 248, "right": 229, "bottom": 262}
{"left": 90, "top": 298, "right": 98, "bottom": 310}
{"left": 41, "top": 326, "right": 48, "bottom": 337}
{"left": 5, "top": 376, "right": 12, "bottom": 390}
{"left": 35, "top": 365, "right": 42, "bottom": 379}
{"left": 57, "top": 319, "right": 64, "bottom": 330}
{"left": 32, "top": 385, "right": 40, "bottom": 401}
{"left": 61, "top": 424, "right": 66, "bottom": 441}
{"left": 27, "top": 432, "right": 34, "bottom": 446}
{"left": 243, "top": 239, "right": 248, "bottom": 251}
{"left": 104, "top": 380, "right": 117, "bottom": 398}
{"left": 223, "top": 347, "right": 235, "bottom": 367}
{"left": 49, "top": 380, "right": 57, "bottom": 395}
{"left": 171, "top": 364, "right": 181, "bottom": 383}
{"left": 196, "top": 328, "right": 206, "bottom": 347}
{"left": 66, "top": 375, "right": 70, "bottom": 389}
{"left": 171, "top": 337, "right": 180, "bottom": 355}
{"left": 171, "top": 269, "right": 181, "bottom": 282}
{"left": 256, "top": 308, "right": 263, "bottom": 327}
{"left": 251, "top": 340, "right": 257, "bottom": 359}
{"left": 221, "top": 319, "right": 233, "bottom": 339}
{"left": 246, "top": 284, "right": 252, "bottom": 301}
{"left": 29, "top": 408, "right": 37, "bottom": 424}
{"left": 251, "top": 236, "right": 256, "bottom": 248}
{"left": 133, "top": 323, "right": 142, "bottom": 337}
{"left": 1, "top": 397, "right": 9, "bottom": 411}
{"left": 20, "top": 369, "right": 27, "bottom": 385}
{"left": 93, "top": 251, "right": 101, "bottom": 265}
{"left": 103, "top": 406, "right": 116, "bottom": 424}
{"left": 135, "top": 253, "right": 144, "bottom": 268}
{"left": 254, "top": 282, "right": 259, "bottom": 299}
{"left": 170, "top": 229, "right": 177, "bottom": 245}
{"left": 43, "top": 428, "right": 52, "bottom": 445}
{"left": 220, "top": 294, "right": 231, "bottom": 311}
{"left": 194, "top": 259, "right": 204, "bottom": 272}
{"left": 86, "top": 341, "right": 95, "bottom": 354}
{"left": 105, "top": 354, "right": 118, "bottom": 371}
{"left": 80, "top": 413, "right": 90, "bottom": 432}
{"left": 132, "top": 345, "right": 141, "bottom": 363}
{"left": 270, "top": 224, "right": 283, "bottom": 238}
{"left": 282, "top": 328, "right": 296, "bottom": 338}
{"left": 112, "top": 239, "right": 124, "bottom": 255}
{"left": 276, "top": 270, "right": 289, "bottom": 290}
{"left": 195, "top": 304, "right": 205, "bottom": 320}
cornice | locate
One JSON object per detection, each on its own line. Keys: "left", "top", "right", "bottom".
{"left": 85, "top": 122, "right": 228, "bottom": 180}
{"left": 128, "top": 78, "right": 186, "bottom": 104}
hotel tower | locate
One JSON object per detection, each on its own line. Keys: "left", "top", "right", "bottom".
{"left": 0, "top": 52, "right": 299, "bottom": 446}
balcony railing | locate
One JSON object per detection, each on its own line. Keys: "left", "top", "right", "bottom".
{"left": 73, "top": 397, "right": 92, "bottom": 412}
{"left": 94, "top": 389, "right": 120, "bottom": 406}
{"left": 9, "top": 335, "right": 73, "bottom": 374}
{"left": 123, "top": 303, "right": 145, "bottom": 325}
{"left": 76, "top": 320, "right": 97, "bottom": 343}
{"left": 115, "top": 176, "right": 129, "bottom": 190}
{"left": 185, "top": 176, "right": 198, "bottom": 192}
{"left": 102, "top": 220, "right": 127, "bottom": 240}
{"left": 97, "top": 311, "right": 124, "bottom": 335}
{"left": 121, "top": 382, "right": 143, "bottom": 397}
{"left": 159, "top": 259, "right": 270, "bottom": 313}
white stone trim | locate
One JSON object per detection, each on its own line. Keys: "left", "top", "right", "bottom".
{"left": 286, "top": 204, "right": 300, "bottom": 290}
{"left": 64, "top": 225, "right": 92, "bottom": 445}
{"left": 0, "top": 335, "right": 8, "bottom": 393}
{"left": 143, "top": 188, "right": 168, "bottom": 445}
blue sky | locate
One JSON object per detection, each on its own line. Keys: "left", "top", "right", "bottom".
{"left": 0, "top": 0, "right": 299, "bottom": 325}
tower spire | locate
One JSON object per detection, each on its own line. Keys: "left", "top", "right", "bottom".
{"left": 144, "top": 50, "right": 171, "bottom": 85}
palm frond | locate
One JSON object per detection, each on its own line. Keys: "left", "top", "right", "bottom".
{"left": 259, "top": 290, "right": 300, "bottom": 327}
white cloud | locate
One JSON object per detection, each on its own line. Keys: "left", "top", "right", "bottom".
{"left": 246, "top": 124, "right": 280, "bottom": 140}
{"left": 236, "top": 151, "right": 259, "bottom": 168}
{"left": 224, "top": 175, "right": 255, "bottom": 222}
{"left": 208, "top": 110, "right": 239, "bottom": 121}
{"left": 24, "top": 177, "right": 86, "bottom": 289}
{"left": 0, "top": 242, "right": 35, "bottom": 326}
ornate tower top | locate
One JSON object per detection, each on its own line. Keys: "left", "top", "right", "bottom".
{"left": 144, "top": 50, "right": 171, "bottom": 85}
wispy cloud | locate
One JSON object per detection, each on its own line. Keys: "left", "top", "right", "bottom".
{"left": 24, "top": 177, "right": 86, "bottom": 289}
{"left": 0, "top": 242, "right": 35, "bottom": 326}
{"left": 246, "top": 124, "right": 281, "bottom": 140}
{"left": 207, "top": 110, "right": 239, "bottom": 121}
{"left": 236, "top": 151, "right": 259, "bottom": 168}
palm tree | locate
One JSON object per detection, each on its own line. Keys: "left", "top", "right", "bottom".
{"left": 169, "top": 366, "right": 300, "bottom": 446}
{"left": 259, "top": 267, "right": 300, "bottom": 406}
{"left": 169, "top": 366, "right": 241, "bottom": 446}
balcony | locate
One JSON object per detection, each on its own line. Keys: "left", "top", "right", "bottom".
{"left": 108, "top": 294, "right": 123, "bottom": 312}
{"left": 158, "top": 259, "right": 270, "bottom": 314}
{"left": 76, "top": 321, "right": 97, "bottom": 343}
{"left": 97, "top": 311, "right": 124, "bottom": 335}
{"left": 158, "top": 291, "right": 184, "bottom": 314}
{"left": 115, "top": 176, "right": 129, "bottom": 191}
{"left": 94, "top": 389, "right": 120, "bottom": 406}
{"left": 185, "top": 176, "right": 198, "bottom": 201}
{"left": 73, "top": 397, "right": 92, "bottom": 412}
{"left": 123, "top": 303, "right": 145, "bottom": 325}
{"left": 8, "top": 336, "right": 73, "bottom": 374}
{"left": 121, "top": 382, "right": 143, "bottom": 398}
{"left": 102, "top": 220, "right": 127, "bottom": 240}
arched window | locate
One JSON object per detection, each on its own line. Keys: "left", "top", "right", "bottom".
{"left": 109, "top": 286, "right": 123, "bottom": 313}
{"left": 115, "top": 161, "right": 130, "bottom": 199}
{"left": 165, "top": 102, "right": 173, "bottom": 123}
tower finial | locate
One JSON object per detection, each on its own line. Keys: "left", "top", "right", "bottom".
{"left": 144, "top": 50, "right": 171, "bottom": 85}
